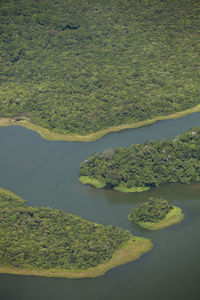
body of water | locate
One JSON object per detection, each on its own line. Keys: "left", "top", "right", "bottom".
{"left": 0, "top": 112, "right": 200, "bottom": 300}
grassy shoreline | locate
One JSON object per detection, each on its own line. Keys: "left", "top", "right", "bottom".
{"left": 79, "top": 176, "right": 149, "bottom": 193}
{"left": 0, "top": 187, "right": 24, "bottom": 201}
{"left": 0, "top": 237, "right": 152, "bottom": 279}
{"left": 0, "top": 104, "right": 200, "bottom": 142}
{"left": 114, "top": 186, "right": 150, "bottom": 193}
{"left": 135, "top": 206, "right": 184, "bottom": 231}
{"left": 79, "top": 176, "right": 106, "bottom": 189}
{"left": 0, "top": 187, "right": 153, "bottom": 279}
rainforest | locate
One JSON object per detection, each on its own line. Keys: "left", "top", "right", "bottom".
{"left": 0, "top": 188, "right": 152, "bottom": 278}
{"left": 128, "top": 197, "right": 184, "bottom": 230}
{"left": 79, "top": 127, "right": 200, "bottom": 191}
{"left": 128, "top": 197, "right": 173, "bottom": 223}
{"left": 0, "top": 0, "right": 200, "bottom": 136}
{"left": 0, "top": 0, "right": 200, "bottom": 298}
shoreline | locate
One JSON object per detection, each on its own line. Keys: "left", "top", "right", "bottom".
{"left": 0, "top": 104, "right": 200, "bottom": 142}
{"left": 0, "top": 237, "right": 153, "bottom": 279}
{"left": 79, "top": 176, "right": 149, "bottom": 193}
{"left": 134, "top": 206, "right": 184, "bottom": 231}
{"left": 114, "top": 186, "right": 150, "bottom": 193}
{"left": 79, "top": 176, "right": 106, "bottom": 189}
{"left": 0, "top": 187, "right": 153, "bottom": 279}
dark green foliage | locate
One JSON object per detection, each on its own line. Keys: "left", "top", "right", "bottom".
{"left": 0, "top": 0, "right": 200, "bottom": 134}
{"left": 80, "top": 127, "right": 200, "bottom": 189}
{"left": 128, "top": 198, "right": 173, "bottom": 223}
{"left": 0, "top": 191, "right": 132, "bottom": 270}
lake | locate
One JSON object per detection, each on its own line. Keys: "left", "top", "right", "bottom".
{"left": 0, "top": 112, "right": 200, "bottom": 300}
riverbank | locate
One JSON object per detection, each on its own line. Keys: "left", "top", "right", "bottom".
{"left": 0, "top": 237, "right": 152, "bottom": 279}
{"left": 135, "top": 206, "right": 184, "bottom": 231}
{"left": 0, "top": 104, "right": 200, "bottom": 142}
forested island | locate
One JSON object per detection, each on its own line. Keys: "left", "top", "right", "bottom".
{"left": 0, "top": 188, "right": 152, "bottom": 278}
{"left": 128, "top": 198, "right": 184, "bottom": 230}
{"left": 1, "top": 0, "right": 200, "bottom": 141}
{"left": 79, "top": 127, "right": 200, "bottom": 192}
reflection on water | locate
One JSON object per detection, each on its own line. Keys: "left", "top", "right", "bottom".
{"left": 190, "top": 184, "right": 200, "bottom": 189}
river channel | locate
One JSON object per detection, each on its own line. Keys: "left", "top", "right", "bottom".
{"left": 0, "top": 112, "right": 200, "bottom": 300}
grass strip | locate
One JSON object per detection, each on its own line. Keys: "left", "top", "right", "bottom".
{"left": 114, "top": 186, "right": 150, "bottom": 193}
{"left": 0, "top": 104, "right": 200, "bottom": 142}
{"left": 78, "top": 176, "right": 106, "bottom": 189}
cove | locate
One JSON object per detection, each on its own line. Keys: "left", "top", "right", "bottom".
{"left": 0, "top": 112, "right": 200, "bottom": 300}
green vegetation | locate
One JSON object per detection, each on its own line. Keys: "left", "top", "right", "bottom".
{"left": 114, "top": 186, "right": 149, "bottom": 193}
{"left": 128, "top": 198, "right": 184, "bottom": 230}
{"left": 128, "top": 198, "right": 173, "bottom": 223}
{"left": 136, "top": 206, "right": 184, "bottom": 231}
{"left": 80, "top": 128, "right": 200, "bottom": 191}
{"left": 0, "top": 188, "right": 152, "bottom": 278}
{"left": 79, "top": 176, "right": 105, "bottom": 189}
{"left": 1, "top": 105, "right": 200, "bottom": 142}
{"left": 1, "top": 0, "right": 200, "bottom": 137}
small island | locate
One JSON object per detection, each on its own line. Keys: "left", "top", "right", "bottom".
{"left": 0, "top": 188, "right": 152, "bottom": 279}
{"left": 128, "top": 197, "right": 184, "bottom": 231}
{"left": 79, "top": 128, "right": 200, "bottom": 192}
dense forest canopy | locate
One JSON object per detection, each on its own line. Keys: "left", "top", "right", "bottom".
{"left": 0, "top": 189, "right": 133, "bottom": 270}
{"left": 0, "top": 0, "right": 199, "bottom": 135}
{"left": 80, "top": 127, "right": 200, "bottom": 190}
{"left": 128, "top": 197, "right": 173, "bottom": 223}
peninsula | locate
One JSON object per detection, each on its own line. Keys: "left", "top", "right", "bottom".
{"left": 0, "top": 188, "right": 152, "bottom": 279}
{"left": 79, "top": 127, "right": 200, "bottom": 192}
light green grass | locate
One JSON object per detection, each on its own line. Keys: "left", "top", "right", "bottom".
{"left": 79, "top": 177, "right": 149, "bottom": 193}
{"left": 114, "top": 186, "right": 150, "bottom": 193}
{"left": 0, "top": 104, "right": 200, "bottom": 142}
{"left": 136, "top": 206, "right": 184, "bottom": 231}
{"left": 78, "top": 176, "right": 106, "bottom": 189}
{"left": 0, "top": 187, "right": 24, "bottom": 201}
